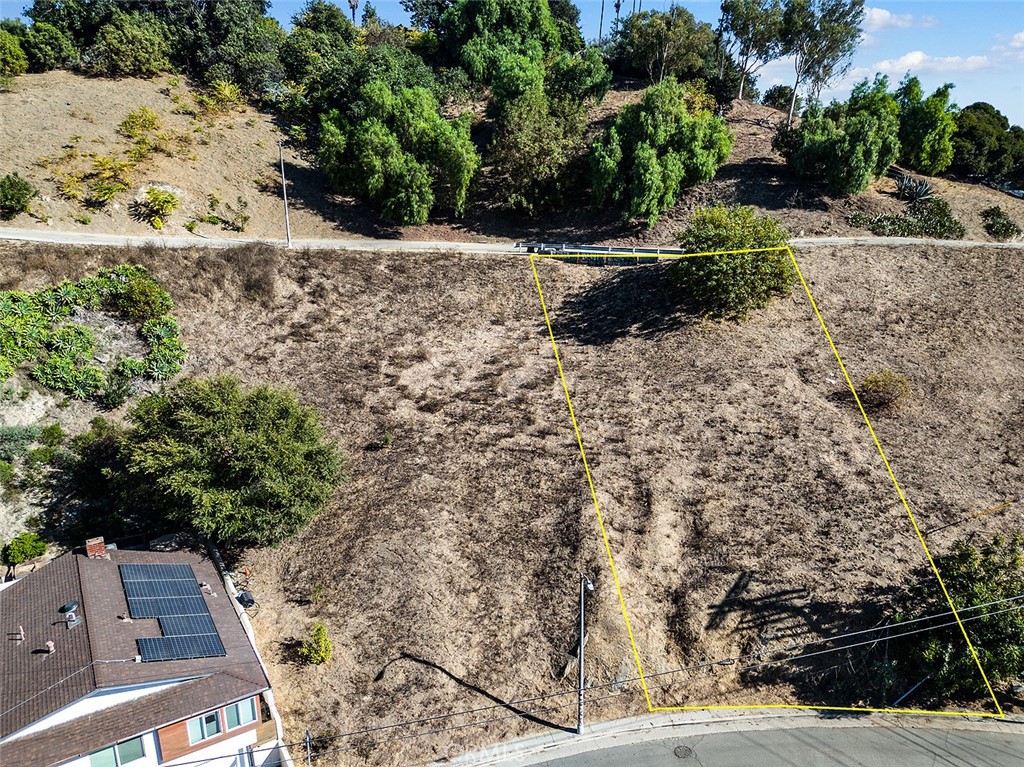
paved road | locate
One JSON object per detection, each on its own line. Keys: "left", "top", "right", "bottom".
{"left": 531, "top": 726, "right": 1024, "bottom": 767}
{"left": 1, "top": 226, "right": 1023, "bottom": 253}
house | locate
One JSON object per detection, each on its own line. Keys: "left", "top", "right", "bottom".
{"left": 0, "top": 538, "right": 288, "bottom": 767}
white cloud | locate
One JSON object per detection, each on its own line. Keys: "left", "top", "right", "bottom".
{"left": 861, "top": 32, "right": 879, "bottom": 48}
{"left": 921, "top": 16, "right": 938, "bottom": 28}
{"left": 863, "top": 7, "right": 914, "bottom": 32}
{"left": 874, "top": 51, "right": 991, "bottom": 74}
{"left": 1010, "top": 31, "right": 1024, "bottom": 49}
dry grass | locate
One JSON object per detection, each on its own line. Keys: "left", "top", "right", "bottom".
{"left": 0, "top": 242, "right": 1021, "bottom": 765}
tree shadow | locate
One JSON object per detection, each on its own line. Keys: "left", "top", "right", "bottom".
{"left": 549, "top": 262, "right": 699, "bottom": 346}
{"left": 375, "top": 652, "right": 575, "bottom": 734}
{"left": 716, "top": 158, "right": 830, "bottom": 213}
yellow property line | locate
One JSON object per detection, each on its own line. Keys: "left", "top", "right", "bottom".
{"left": 529, "top": 247, "right": 1004, "bottom": 718}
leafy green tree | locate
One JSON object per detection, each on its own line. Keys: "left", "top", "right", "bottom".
{"left": 119, "top": 376, "right": 342, "bottom": 547}
{"left": 25, "top": 0, "right": 116, "bottom": 49}
{"left": 608, "top": 6, "right": 714, "bottom": 83}
{"left": 401, "top": 0, "right": 454, "bottom": 32}
{"left": 0, "top": 29, "right": 28, "bottom": 77}
{"left": 776, "top": 75, "right": 899, "bottom": 195}
{"left": 0, "top": 172, "right": 36, "bottom": 219}
{"left": 719, "top": 0, "right": 784, "bottom": 100}
{"left": 892, "top": 534, "right": 1024, "bottom": 697}
{"left": 317, "top": 80, "right": 478, "bottom": 224}
{"left": 762, "top": 83, "right": 799, "bottom": 112}
{"left": 674, "top": 204, "right": 793, "bottom": 318}
{"left": 22, "top": 21, "right": 77, "bottom": 71}
{"left": 590, "top": 78, "right": 734, "bottom": 227}
{"left": 205, "top": 15, "right": 285, "bottom": 93}
{"left": 948, "top": 102, "right": 1024, "bottom": 185}
{"left": 2, "top": 532, "right": 47, "bottom": 565}
{"left": 83, "top": 11, "right": 170, "bottom": 77}
{"left": 896, "top": 76, "right": 957, "bottom": 175}
{"left": 441, "top": 0, "right": 561, "bottom": 84}
{"left": 548, "top": 0, "right": 584, "bottom": 51}
{"left": 779, "top": 0, "right": 864, "bottom": 125}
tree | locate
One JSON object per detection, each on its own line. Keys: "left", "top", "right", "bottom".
{"left": 775, "top": 75, "right": 899, "bottom": 195}
{"left": 548, "top": 0, "right": 584, "bottom": 51}
{"left": 401, "top": 0, "right": 455, "bottom": 32}
{"left": 83, "top": 11, "right": 170, "bottom": 78}
{"left": 896, "top": 76, "right": 957, "bottom": 175}
{"left": 609, "top": 6, "right": 715, "bottom": 83}
{"left": 25, "top": 0, "right": 116, "bottom": 49}
{"left": 2, "top": 532, "right": 47, "bottom": 565}
{"left": 441, "top": 0, "right": 561, "bottom": 84}
{"left": 719, "top": 0, "right": 783, "bottom": 100}
{"left": 780, "top": 0, "right": 864, "bottom": 125}
{"left": 205, "top": 15, "right": 285, "bottom": 93}
{"left": 0, "top": 29, "right": 28, "bottom": 77}
{"left": 948, "top": 102, "right": 1023, "bottom": 183}
{"left": 317, "top": 80, "right": 478, "bottom": 224}
{"left": 22, "top": 21, "right": 77, "bottom": 71}
{"left": 118, "top": 376, "right": 342, "bottom": 547}
{"left": 762, "top": 83, "right": 799, "bottom": 112}
{"left": 590, "top": 78, "right": 734, "bottom": 227}
{"left": 892, "top": 534, "right": 1024, "bottom": 697}
{"left": 674, "top": 205, "right": 794, "bottom": 318}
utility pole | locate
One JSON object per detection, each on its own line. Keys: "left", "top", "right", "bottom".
{"left": 278, "top": 140, "right": 292, "bottom": 248}
{"left": 577, "top": 574, "right": 594, "bottom": 735}
{"left": 598, "top": 0, "right": 605, "bottom": 42}
{"left": 304, "top": 728, "right": 312, "bottom": 766}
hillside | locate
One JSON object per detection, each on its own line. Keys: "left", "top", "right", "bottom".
{"left": 2, "top": 72, "right": 1023, "bottom": 246}
{"left": 0, "top": 241, "right": 1020, "bottom": 765}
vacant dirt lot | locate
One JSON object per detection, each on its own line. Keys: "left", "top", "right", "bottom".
{"left": 0, "top": 242, "right": 1020, "bottom": 765}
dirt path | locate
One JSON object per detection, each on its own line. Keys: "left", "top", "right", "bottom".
{"left": 0, "top": 227, "right": 1022, "bottom": 253}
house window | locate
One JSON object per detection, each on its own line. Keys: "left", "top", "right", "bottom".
{"left": 187, "top": 711, "right": 222, "bottom": 745}
{"left": 225, "top": 698, "right": 257, "bottom": 730}
{"left": 88, "top": 737, "right": 144, "bottom": 766}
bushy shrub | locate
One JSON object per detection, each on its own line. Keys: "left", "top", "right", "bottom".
{"left": 298, "top": 621, "right": 332, "bottom": 664}
{"left": 891, "top": 534, "right": 1024, "bottom": 696}
{"left": 674, "top": 205, "right": 794, "bottom": 318}
{"left": 851, "top": 198, "right": 966, "bottom": 240}
{"left": 0, "top": 460, "right": 12, "bottom": 486}
{"left": 139, "top": 187, "right": 180, "bottom": 229}
{"left": 117, "top": 106, "right": 159, "bottom": 139}
{"left": 0, "top": 29, "right": 28, "bottom": 77}
{"left": 897, "top": 77, "right": 956, "bottom": 176}
{"left": 590, "top": 78, "right": 733, "bottom": 228}
{"left": 0, "top": 172, "right": 37, "bottom": 219}
{"left": 40, "top": 423, "right": 65, "bottom": 447}
{"left": 762, "top": 84, "right": 799, "bottom": 113}
{"left": 776, "top": 76, "right": 900, "bottom": 196}
{"left": 2, "top": 532, "right": 47, "bottom": 565}
{"left": 118, "top": 272, "right": 174, "bottom": 322}
{"left": 981, "top": 206, "right": 1022, "bottom": 241}
{"left": 0, "top": 426, "right": 42, "bottom": 462}
{"left": 22, "top": 22, "right": 76, "bottom": 72}
{"left": 118, "top": 375, "right": 342, "bottom": 546}
{"left": 859, "top": 370, "right": 911, "bottom": 409}
{"left": 84, "top": 11, "right": 170, "bottom": 78}
{"left": 317, "top": 81, "right": 478, "bottom": 224}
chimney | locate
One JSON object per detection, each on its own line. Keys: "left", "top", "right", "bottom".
{"left": 85, "top": 537, "right": 109, "bottom": 559}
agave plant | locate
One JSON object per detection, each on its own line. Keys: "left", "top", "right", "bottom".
{"left": 895, "top": 173, "right": 934, "bottom": 202}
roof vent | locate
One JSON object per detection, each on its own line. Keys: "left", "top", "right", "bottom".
{"left": 60, "top": 600, "right": 80, "bottom": 614}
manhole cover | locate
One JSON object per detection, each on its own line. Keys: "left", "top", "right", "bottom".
{"left": 674, "top": 745, "right": 695, "bottom": 759}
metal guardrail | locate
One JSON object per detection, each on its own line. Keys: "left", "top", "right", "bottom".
{"left": 515, "top": 242, "right": 682, "bottom": 266}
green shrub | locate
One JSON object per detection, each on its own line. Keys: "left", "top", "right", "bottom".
{"left": 590, "top": 78, "right": 733, "bottom": 228}
{"left": 762, "top": 84, "right": 799, "bottom": 113}
{"left": 776, "top": 76, "right": 900, "bottom": 196}
{"left": 891, "top": 534, "right": 1024, "bottom": 696}
{"left": 100, "top": 371, "right": 136, "bottom": 410}
{"left": 981, "top": 206, "right": 1022, "bottom": 241}
{"left": 2, "top": 532, "right": 47, "bottom": 565}
{"left": 674, "top": 205, "right": 794, "bottom": 318}
{"left": 298, "top": 621, "right": 333, "bottom": 664}
{"left": 118, "top": 106, "right": 159, "bottom": 139}
{"left": 859, "top": 370, "right": 911, "bottom": 409}
{"left": 0, "top": 460, "right": 13, "bottom": 486}
{"left": 24, "top": 445, "right": 56, "bottom": 468}
{"left": 116, "top": 358, "right": 148, "bottom": 377}
{"left": 0, "top": 426, "right": 42, "bottom": 461}
{"left": 40, "top": 423, "right": 65, "bottom": 447}
{"left": 119, "top": 376, "right": 341, "bottom": 546}
{"left": 0, "top": 29, "right": 28, "bottom": 77}
{"left": 118, "top": 273, "right": 173, "bottom": 322}
{"left": 851, "top": 197, "right": 966, "bottom": 240}
{"left": 195, "top": 79, "right": 244, "bottom": 114}
{"left": 140, "top": 187, "right": 180, "bottom": 229}
{"left": 897, "top": 76, "right": 956, "bottom": 176}
{"left": 84, "top": 11, "right": 170, "bottom": 78}
{"left": 22, "top": 22, "right": 76, "bottom": 72}
{"left": 0, "top": 172, "right": 37, "bottom": 219}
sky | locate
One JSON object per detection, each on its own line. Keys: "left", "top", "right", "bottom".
{"left": 263, "top": 0, "right": 1024, "bottom": 125}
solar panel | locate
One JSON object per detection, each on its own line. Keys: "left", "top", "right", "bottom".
{"left": 117, "top": 563, "right": 227, "bottom": 662}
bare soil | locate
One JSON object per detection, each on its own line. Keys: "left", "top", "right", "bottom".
{"left": 0, "top": 241, "right": 1020, "bottom": 765}
{"left": 3, "top": 74, "right": 1023, "bottom": 246}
